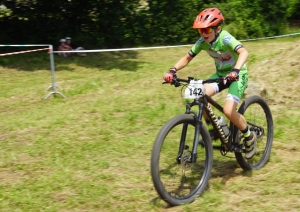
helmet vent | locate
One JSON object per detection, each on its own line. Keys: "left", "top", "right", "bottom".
{"left": 204, "top": 14, "right": 211, "bottom": 21}
{"left": 193, "top": 8, "right": 224, "bottom": 28}
{"left": 211, "top": 18, "right": 218, "bottom": 23}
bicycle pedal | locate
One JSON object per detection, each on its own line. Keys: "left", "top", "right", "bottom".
{"left": 220, "top": 144, "right": 227, "bottom": 156}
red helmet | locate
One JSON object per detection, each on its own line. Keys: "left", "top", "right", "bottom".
{"left": 193, "top": 8, "right": 224, "bottom": 28}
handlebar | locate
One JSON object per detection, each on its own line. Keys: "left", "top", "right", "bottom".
{"left": 163, "top": 76, "right": 224, "bottom": 87}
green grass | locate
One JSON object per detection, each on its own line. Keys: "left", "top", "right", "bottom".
{"left": 1, "top": 37, "right": 300, "bottom": 211}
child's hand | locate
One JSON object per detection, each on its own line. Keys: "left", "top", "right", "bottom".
{"left": 163, "top": 69, "right": 177, "bottom": 83}
{"left": 223, "top": 69, "right": 239, "bottom": 84}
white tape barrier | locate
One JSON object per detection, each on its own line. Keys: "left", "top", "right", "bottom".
{"left": 0, "top": 48, "right": 49, "bottom": 56}
{"left": 0, "top": 44, "right": 50, "bottom": 47}
{"left": 0, "top": 44, "right": 65, "bottom": 99}
{"left": 52, "top": 44, "right": 192, "bottom": 53}
{"left": 52, "top": 32, "right": 300, "bottom": 54}
{"left": 240, "top": 32, "right": 300, "bottom": 42}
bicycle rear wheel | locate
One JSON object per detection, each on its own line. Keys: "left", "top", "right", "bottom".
{"left": 234, "top": 95, "right": 274, "bottom": 170}
{"left": 151, "top": 114, "right": 213, "bottom": 206}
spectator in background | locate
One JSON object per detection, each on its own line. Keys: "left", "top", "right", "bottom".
{"left": 65, "top": 37, "right": 87, "bottom": 57}
{"left": 58, "top": 39, "right": 72, "bottom": 58}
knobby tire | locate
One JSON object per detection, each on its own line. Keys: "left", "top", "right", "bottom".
{"left": 151, "top": 114, "right": 213, "bottom": 205}
{"left": 234, "top": 95, "right": 274, "bottom": 170}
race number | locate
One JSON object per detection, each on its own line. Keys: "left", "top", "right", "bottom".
{"left": 184, "top": 80, "right": 206, "bottom": 100}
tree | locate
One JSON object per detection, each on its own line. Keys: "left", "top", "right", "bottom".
{"left": 0, "top": 0, "right": 294, "bottom": 48}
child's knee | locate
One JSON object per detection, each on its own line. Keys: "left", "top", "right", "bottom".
{"left": 223, "top": 107, "right": 233, "bottom": 118}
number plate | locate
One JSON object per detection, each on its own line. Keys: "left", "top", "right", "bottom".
{"left": 184, "top": 80, "right": 206, "bottom": 99}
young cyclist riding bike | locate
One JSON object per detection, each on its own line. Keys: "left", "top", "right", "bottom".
{"left": 163, "top": 7, "right": 257, "bottom": 159}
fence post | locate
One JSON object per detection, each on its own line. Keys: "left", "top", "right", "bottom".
{"left": 44, "top": 45, "right": 66, "bottom": 99}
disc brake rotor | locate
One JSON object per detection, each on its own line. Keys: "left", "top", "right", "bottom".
{"left": 180, "top": 150, "right": 192, "bottom": 173}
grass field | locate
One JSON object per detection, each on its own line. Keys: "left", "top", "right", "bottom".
{"left": 1, "top": 36, "right": 300, "bottom": 212}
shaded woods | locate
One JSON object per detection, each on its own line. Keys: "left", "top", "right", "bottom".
{"left": 0, "top": 0, "right": 299, "bottom": 49}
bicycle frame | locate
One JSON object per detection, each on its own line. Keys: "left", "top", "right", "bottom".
{"left": 204, "top": 95, "right": 241, "bottom": 154}
{"left": 152, "top": 76, "right": 273, "bottom": 205}
{"left": 176, "top": 94, "right": 241, "bottom": 163}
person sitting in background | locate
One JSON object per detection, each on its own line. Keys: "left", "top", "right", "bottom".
{"left": 58, "top": 39, "right": 72, "bottom": 58}
{"left": 65, "top": 37, "right": 87, "bottom": 57}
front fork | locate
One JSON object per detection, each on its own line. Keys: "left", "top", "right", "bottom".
{"left": 176, "top": 102, "right": 204, "bottom": 164}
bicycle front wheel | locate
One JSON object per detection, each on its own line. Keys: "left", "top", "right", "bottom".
{"left": 234, "top": 95, "right": 274, "bottom": 170}
{"left": 151, "top": 114, "right": 213, "bottom": 206}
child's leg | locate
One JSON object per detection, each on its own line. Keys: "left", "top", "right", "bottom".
{"left": 223, "top": 100, "right": 247, "bottom": 130}
{"left": 223, "top": 99, "right": 256, "bottom": 159}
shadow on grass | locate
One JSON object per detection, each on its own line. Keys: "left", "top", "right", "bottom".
{"left": 210, "top": 145, "right": 253, "bottom": 185}
{"left": 0, "top": 49, "right": 142, "bottom": 72}
{"left": 149, "top": 147, "right": 253, "bottom": 209}
{"left": 211, "top": 159, "right": 253, "bottom": 184}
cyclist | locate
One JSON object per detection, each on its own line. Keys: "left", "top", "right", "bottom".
{"left": 163, "top": 8, "right": 257, "bottom": 159}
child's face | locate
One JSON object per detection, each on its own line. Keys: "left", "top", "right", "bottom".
{"left": 198, "top": 26, "right": 221, "bottom": 43}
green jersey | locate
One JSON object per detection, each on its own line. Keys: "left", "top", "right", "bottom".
{"left": 189, "top": 30, "right": 247, "bottom": 76}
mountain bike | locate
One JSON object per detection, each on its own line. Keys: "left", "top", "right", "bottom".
{"left": 150, "top": 76, "right": 273, "bottom": 206}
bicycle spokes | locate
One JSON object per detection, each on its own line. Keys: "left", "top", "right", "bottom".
{"left": 151, "top": 114, "right": 213, "bottom": 205}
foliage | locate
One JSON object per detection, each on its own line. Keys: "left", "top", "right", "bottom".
{"left": 0, "top": 0, "right": 298, "bottom": 48}
{"left": 287, "top": 0, "right": 300, "bottom": 19}
{"left": 209, "top": 0, "right": 289, "bottom": 39}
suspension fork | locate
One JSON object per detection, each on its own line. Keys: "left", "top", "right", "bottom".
{"left": 176, "top": 103, "right": 192, "bottom": 163}
{"left": 176, "top": 101, "right": 204, "bottom": 163}
{"left": 176, "top": 101, "right": 203, "bottom": 163}
{"left": 191, "top": 102, "right": 204, "bottom": 163}
{"left": 176, "top": 122, "right": 189, "bottom": 164}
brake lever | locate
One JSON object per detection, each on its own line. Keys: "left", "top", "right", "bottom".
{"left": 222, "top": 74, "right": 239, "bottom": 85}
{"left": 172, "top": 78, "right": 181, "bottom": 87}
{"left": 162, "top": 77, "right": 182, "bottom": 87}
